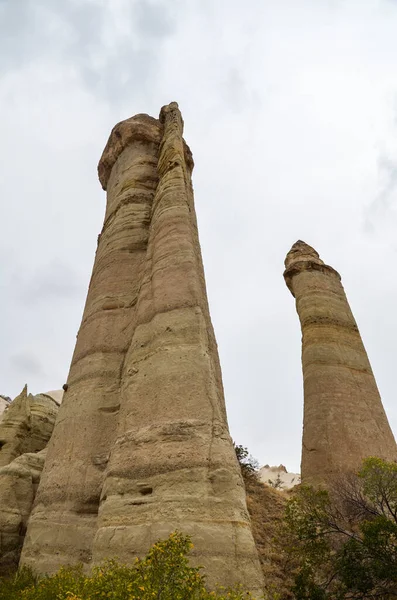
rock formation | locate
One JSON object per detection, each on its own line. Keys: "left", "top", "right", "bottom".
{"left": 259, "top": 465, "right": 300, "bottom": 490}
{"left": 243, "top": 467, "right": 291, "bottom": 598}
{"left": 0, "top": 388, "right": 61, "bottom": 573}
{"left": 21, "top": 103, "right": 263, "bottom": 595}
{"left": 0, "top": 396, "right": 10, "bottom": 421}
{"left": 284, "top": 241, "right": 397, "bottom": 484}
{"left": 0, "top": 386, "right": 59, "bottom": 468}
{"left": 0, "top": 450, "right": 47, "bottom": 574}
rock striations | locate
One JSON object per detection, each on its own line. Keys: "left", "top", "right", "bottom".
{"left": 0, "top": 386, "right": 59, "bottom": 468}
{"left": 0, "top": 396, "right": 10, "bottom": 420}
{"left": 284, "top": 241, "right": 397, "bottom": 485}
{"left": 21, "top": 103, "right": 264, "bottom": 595}
{"left": 0, "top": 388, "right": 61, "bottom": 574}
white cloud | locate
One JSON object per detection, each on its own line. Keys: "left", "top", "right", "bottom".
{"left": 2, "top": 0, "right": 397, "bottom": 471}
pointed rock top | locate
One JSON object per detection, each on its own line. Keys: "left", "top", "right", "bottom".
{"left": 98, "top": 102, "right": 193, "bottom": 190}
{"left": 159, "top": 101, "right": 184, "bottom": 133}
{"left": 98, "top": 113, "right": 162, "bottom": 190}
{"left": 284, "top": 240, "right": 321, "bottom": 269}
{"left": 159, "top": 101, "right": 180, "bottom": 119}
{"left": 284, "top": 241, "right": 341, "bottom": 296}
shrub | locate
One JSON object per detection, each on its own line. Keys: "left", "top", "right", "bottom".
{"left": 0, "top": 532, "right": 255, "bottom": 600}
{"left": 283, "top": 458, "right": 397, "bottom": 600}
{"left": 234, "top": 444, "right": 260, "bottom": 479}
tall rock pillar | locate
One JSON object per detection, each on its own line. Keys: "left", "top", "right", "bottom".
{"left": 21, "top": 114, "right": 162, "bottom": 572}
{"left": 92, "top": 103, "right": 263, "bottom": 594}
{"left": 284, "top": 240, "right": 397, "bottom": 484}
{"left": 22, "top": 103, "right": 263, "bottom": 595}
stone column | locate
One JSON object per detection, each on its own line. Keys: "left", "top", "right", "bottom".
{"left": 284, "top": 240, "right": 397, "bottom": 485}
{"left": 92, "top": 103, "right": 263, "bottom": 595}
{"left": 21, "top": 115, "right": 162, "bottom": 572}
{"left": 22, "top": 103, "right": 263, "bottom": 595}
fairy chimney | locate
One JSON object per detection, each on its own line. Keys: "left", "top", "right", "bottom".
{"left": 284, "top": 240, "right": 397, "bottom": 485}
{"left": 21, "top": 103, "right": 263, "bottom": 595}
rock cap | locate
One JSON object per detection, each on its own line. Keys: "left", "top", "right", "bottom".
{"left": 284, "top": 240, "right": 341, "bottom": 296}
{"left": 98, "top": 102, "right": 193, "bottom": 191}
{"left": 98, "top": 113, "right": 161, "bottom": 190}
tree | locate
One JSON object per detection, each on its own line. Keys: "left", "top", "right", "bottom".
{"left": 234, "top": 443, "right": 260, "bottom": 478}
{"left": 284, "top": 458, "right": 397, "bottom": 600}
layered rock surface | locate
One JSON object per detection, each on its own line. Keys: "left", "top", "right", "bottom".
{"left": 0, "top": 450, "right": 47, "bottom": 574}
{"left": 284, "top": 241, "right": 397, "bottom": 484}
{"left": 259, "top": 465, "right": 300, "bottom": 490}
{"left": 0, "top": 397, "right": 10, "bottom": 421}
{"left": 0, "top": 387, "right": 59, "bottom": 468}
{"left": 21, "top": 103, "right": 263, "bottom": 595}
{"left": 0, "top": 388, "right": 61, "bottom": 573}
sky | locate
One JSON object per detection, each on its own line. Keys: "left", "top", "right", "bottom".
{"left": 1, "top": 0, "right": 397, "bottom": 473}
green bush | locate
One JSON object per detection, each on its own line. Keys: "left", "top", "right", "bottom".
{"left": 234, "top": 443, "right": 260, "bottom": 479}
{"left": 283, "top": 458, "right": 397, "bottom": 600}
{"left": 0, "top": 532, "right": 254, "bottom": 600}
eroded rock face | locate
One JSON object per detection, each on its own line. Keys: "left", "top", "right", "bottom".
{"left": 284, "top": 241, "right": 397, "bottom": 485}
{"left": 0, "top": 388, "right": 61, "bottom": 573}
{"left": 0, "top": 387, "right": 59, "bottom": 468}
{"left": 21, "top": 114, "right": 164, "bottom": 574}
{"left": 259, "top": 465, "right": 300, "bottom": 489}
{"left": 21, "top": 103, "right": 263, "bottom": 595}
{"left": 0, "top": 450, "right": 46, "bottom": 574}
{"left": 0, "top": 397, "right": 10, "bottom": 421}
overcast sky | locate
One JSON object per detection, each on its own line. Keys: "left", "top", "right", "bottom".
{"left": 2, "top": 0, "right": 397, "bottom": 472}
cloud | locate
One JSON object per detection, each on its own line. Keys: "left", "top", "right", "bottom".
{"left": 364, "top": 153, "right": 397, "bottom": 232}
{"left": 8, "top": 352, "right": 44, "bottom": 378}
{"left": 18, "top": 261, "right": 83, "bottom": 305}
{"left": 0, "top": 0, "right": 180, "bottom": 105}
{"left": 375, "top": 154, "right": 397, "bottom": 209}
{"left": 3, "top": 0, "right": 397, "bottom": 472}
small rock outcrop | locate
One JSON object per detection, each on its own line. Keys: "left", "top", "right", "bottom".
{"left": 0, "top": 396, "right": 10, "bottom": 421}
{"left": 0, "top": 388, "right": 61, "bottom": 573}
{"left": 284, "top": 241, "right": 397, "bottom": 484}
{"left": 0, "top": 450, "right": 47, "bottom": 574}
{"left": 21, "top": 103, "right": 264, "bottom": 595}
{"left": 259, "top": 465, "right": 300, "bottom": 490}
{"left": 0, "top": 386, "right": 59, "bottom": 468}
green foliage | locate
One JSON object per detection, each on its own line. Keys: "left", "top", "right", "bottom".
{"left": 234, "top": 443, "right": 260, "bottom": 478}
{"left": 0, "top": 567, "right": 38, "bottom": 600}
{"left": 0, "top": 532, "right": 255, "bottom": 600}
{"left": 359, "top": 456, "right": 397, "bottom": 519}
{"left": 285, "top": 486, "right": 333, "bottom": 564}
{"left": 284, "top": 458, "right": 397, "bottom": 600}
{"left": 335, "top": 516, "right": 397, "bottom": 598}
{"left": 267, "top": 475, "right": 284, "bottom": 490}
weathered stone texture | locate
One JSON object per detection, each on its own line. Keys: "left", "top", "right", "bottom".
{"left": 0, "top": 450, "right": 46, "bottom": 574}
{"left": 21, "top": 115, "right": 163, "bottom": 573}
{"left": 0, "top": 388, "right": 61, "bottom": 573}
{"left": 0, "top": 387, "right": 59, "bottom": 468}
{"left": 21, "top": 103, "right": 263, "bottom": 595}
{"left": 0, "top": 397, "right": 9, "bottom": 421}
{"left": 284, "top": 240, "right": 397, "bottom": 485}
